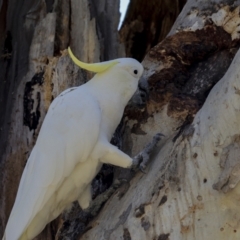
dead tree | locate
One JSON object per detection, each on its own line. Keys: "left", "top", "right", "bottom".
{"left": 1, "top": 0, "right": 240, "bottom": 239}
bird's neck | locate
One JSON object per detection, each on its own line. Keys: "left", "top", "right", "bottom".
{"left": 87, "top": 70, "right": 137, "bottom": 106}
{"left": 86, "top": 72, "right": 137, "bottom": 140}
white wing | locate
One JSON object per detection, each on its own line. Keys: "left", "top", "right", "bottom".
{"left": 5, "top": 86, "right": 101, "bottom": 239}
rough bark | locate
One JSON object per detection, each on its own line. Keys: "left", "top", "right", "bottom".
{"left": 80, "top": 0, "right": 240, "bottom": 239}
{"left": 119, "top": 0, "right": 187, "bottom": 61}
{"left": 0, "top": 0, "right": 122, "bottom": 239}
{"left": 1, "top": 0, "right": 240, "bottom": 240}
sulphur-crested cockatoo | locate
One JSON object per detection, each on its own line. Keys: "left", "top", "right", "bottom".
{"left": 3, "top": 47, "right": 145, "bottom": 240}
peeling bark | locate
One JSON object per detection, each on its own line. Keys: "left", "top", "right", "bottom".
{"left": 1, "top": 0, "right": 240, "bottom": 239}
{"left": 124, "top": 0, "right": 240, "bottom": 154}
{"left": 0, "top": 0, "right": 122, "bottom": 239}
{"left": 119, "top": 0, "right": 187, "bottom": 61}
{"left": 80, "top": 0, "right": 240, "bottom": 239}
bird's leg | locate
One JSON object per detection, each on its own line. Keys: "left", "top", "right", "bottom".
{"left": 98, "top": 133, "right": 164, "bottom": 171}
{"left": 87, "top": 133, "right": 164, "bottom": 217}
{"left": 98, "top": 142, "right": 133, "bottom": 168}
{"left": 132, "top": 133, "right": 164, "bottom": 172}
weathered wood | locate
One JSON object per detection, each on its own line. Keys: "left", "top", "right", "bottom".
{"left": 125, "top": 0, "right": 240, "bottom": 157}
{"left": 80, "top": 0, "right": 240, "bottom": 239}
{"left": 119, "top": 0, "right": 187, "bottom": 60}
{"left": 0, "top": 0, "right": 122, "bottom": 239}
{"left": 2, "top": 0, "right": 240, "bottom": 239}
{"left": 0, "top": 1, "right": 50, "bottom": 235}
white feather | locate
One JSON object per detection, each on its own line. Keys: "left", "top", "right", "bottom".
{"left": 4, "top": 57, "right": 144, "bottom": 240}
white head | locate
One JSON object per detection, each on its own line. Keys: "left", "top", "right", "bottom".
{"left": 112, "top": 57, "right": 144, "bottom": 80}
{"left": 68, "top": 47, "right": 143, "bottom": 81}
{"left": 68, "top": 47, "right": 144, "bottom": 102}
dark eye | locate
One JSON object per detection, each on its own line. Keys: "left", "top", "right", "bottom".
{"left": 134, "top": 70, "right": 138, "bottom": 74}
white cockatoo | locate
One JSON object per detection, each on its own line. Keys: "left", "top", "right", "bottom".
{"left": 3, "top": 47, "right": 144, "bottom": 240}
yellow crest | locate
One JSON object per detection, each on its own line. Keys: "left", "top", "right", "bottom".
{"left": 68, "top": 47, "right": 119, "bottom": 73}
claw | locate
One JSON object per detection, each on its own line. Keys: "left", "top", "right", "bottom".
{"left": 131, "top": 132, "right": 165, "bottom": 173}
{"left": 140, "top": 164, "right": 147, "bottom": 174}
{"left": 131, "top": 153, "right": 143, "bottom": 172}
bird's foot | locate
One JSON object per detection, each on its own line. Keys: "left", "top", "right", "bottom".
{"left": 132, "top": 133, "right": 164, "bottom": 173}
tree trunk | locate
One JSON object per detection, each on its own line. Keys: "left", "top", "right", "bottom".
{"left": 0, "top": 0, "right": 122, "bottom": 239}
{"left": 119, "top": 0, "right": 187, "bottom": 61}
{"left": 1, "top": 0, "right": 240, "bottom": 240}
{"left": 80, "top": 0, "right": 240, "bottom": 239}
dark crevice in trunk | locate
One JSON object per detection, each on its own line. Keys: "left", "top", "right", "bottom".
{"left": 119, "top": 0, "right": 187, "bottom": 61}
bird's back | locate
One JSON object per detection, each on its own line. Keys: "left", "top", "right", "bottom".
{"left": 4, "top": 87, "right": 102, "bottom": 240}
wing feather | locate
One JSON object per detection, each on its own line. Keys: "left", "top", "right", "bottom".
{"left": 5, "top": 86, "right": 101, "bottom": 239}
